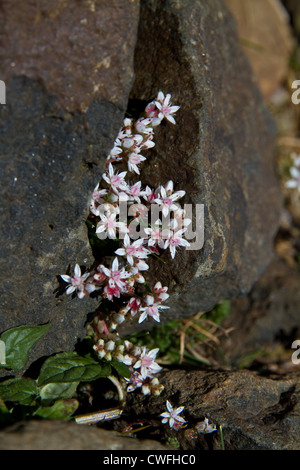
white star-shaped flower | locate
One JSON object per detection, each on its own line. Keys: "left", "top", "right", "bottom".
{"left": 60, "top": 264, "right": 95, "bottom": 299}
{"left": 133, "top": 347, "right": 162, "bottom": 378}
{"left": 160, "top": 400, "right": 186, "bottom": 429}
{"left": 155, "top": 91, "right": 180, "bottom": 125}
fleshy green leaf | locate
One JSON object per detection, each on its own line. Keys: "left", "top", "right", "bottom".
{"left": 37, "top": 352, "right": 111, "bottom": 386}
{"left": 0, "top": 324, "right": 50, "bottom": 371}
{"left": 111, "top": 359, "right": 131, "bottom": 379}
{"left": 39, "top": 382, "right": 79, "bottom": 402}
{"left": 34, "top": 398, "right": 79, "bottom": 420}
{"left": 0, "top": 378, "right": 39, "bottom": 405}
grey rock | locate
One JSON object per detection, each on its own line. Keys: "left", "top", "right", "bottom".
{"left": 0, "top": 419, "right": 168, "bottom": 450}
{"left": 222, "top": 256, "right": 300, "bottom": 366}
{"left": 120, "top": 0, "right": 282, "bottom": 334}
{"left": 125, "top": 368, "right": 300, "bottom": 450}
{"left": 0, "top": 1, "right": 140, "bottom": 373}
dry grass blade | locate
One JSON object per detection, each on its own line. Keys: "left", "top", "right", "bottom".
{"left": 189, "top": 322, "right": 220, "bottom": 345}
{"left": 185, "top": 344, "right": 211, "bottom": 365}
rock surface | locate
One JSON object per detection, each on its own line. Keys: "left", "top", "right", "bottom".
{"left": 0, "top": 0, "right": 282, "bottom": 369}
{"left": 0, "top": 419, "right": 168, "bottom": 450}
{"left": 0, "top": 0, "right": 140, "bottom": 113}
{"left": 123, "top": 368, "right": 300, "bottom": 450}
{"left": 221, "top": 256, "right": 300, "bottom": 368}
{"left": 121, "top": 0, "right": 282, "bottom": 333}
{"left": 224, "top": 0, "right": 294, "bottom": 100}
{"left": 0, "top": 0, "right": 140, "bottom": 373}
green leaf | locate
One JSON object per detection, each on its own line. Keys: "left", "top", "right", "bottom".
{"left": 111, "top": 359, "right": 131, "bottom": 379}
{"left": 0, "top": 378, "right": 39, "bottom": 405}
{"left": 37, "top": 352, "right": 111, "bottom": 386}
{"left": 0, "top": 324, "right": 51, "bottom": 371}
{"left": 0, "top": 397, "right": 13, "bottom": 425}
{"left": 39, "top": 382, "right": 79, "bottom": 402}
{"left": 34, "top": 399, "right": 79, "bottom": 420}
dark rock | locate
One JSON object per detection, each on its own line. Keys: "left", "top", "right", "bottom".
{"left": 221, "top": 256, "right": 300, "bottom": 367}
{"left": 0, "top": 0, "right": 282, "bottom": 370}
{"left": 282, "top": 0, "right": 300, "bottom": 39}
{"left": 0, "top": 0, "right": 140, "bottom": 113}
{"left": 120, "top": 0, "right": 282, "bottom": 333}
{"left": 0, "top": 1, "right": 140, "bottom": 373}
{"left": 124, "top": 368, "right": 300, "bottom": 450}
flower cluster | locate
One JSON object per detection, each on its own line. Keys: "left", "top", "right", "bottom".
{"left": 61, "top": 92, "right": 188, "bottom": 396}
{"left": 89, "top": 321, "right": 164, "bottom": 395}
{"left": 122, "top": 343, "right": 164, "bottom": 395}
{"left": 285, "top": 152, "right": 300, "bottom": 192}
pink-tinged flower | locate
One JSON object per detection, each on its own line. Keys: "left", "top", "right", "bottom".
{"left": 126, "top": 371, "right": 144, "bottom": 392}
{"left": 128, "top": 152, "right": 146, "bottom": 174}
{"left": 164, "top": 229, "right": 190, "bottom": 259}
{"left": 128, "top": 203, "right": 149, "bottom": 221}
{"left": 145, "top": 101, "right": 159, "bottom": 119}
{"left": 173, "top": 207, "right": 192, "bottom": 230}
{"left": 196, "top": 418, "right": 217, "bottom": 434}
{"left": 99, "top": 257, "right": 131, "bottom": 290}
{"left": 155, "top": 91, "right": 180, "bottom": 125}
{"left": 144, "top": 101, "right": 162, "bottom": 127}
{"left": 126, "top": 297, "right": 142, "bottom": 317}
{"left": 93, "top": 270, "right": 107, "bottom": 285}
{"left": 115, "top": 234, "right": 150, "bottom": 265}
{"left": 127, "top": 181, "right": 145, "bottom": 203}
{"left": 89, "top": 186, "right": 108, "bottom": 215}
{"left": 143, "top": 185, "right": 160, "bottom": 203}
{"left": 140, "top": 135, "right": 155, "bottom": 150}
{"left": 155, "top": 181, "right": 185, "bottom": 217}
{"left": 118, "top": 118, "right": 133, "bottom": 139}
{"left": 135, "top": 117, "right": 154, "bottom": 135}
{"left": 102, "top": 163, "right": 128, "bottom": 193}
{"left": 61, "top": 264, "right": 92, "bottom": 299}
{"left": 153, "top": 282, "right": 169, "bottom": 302}
{"left": 97, "top": 202, "right": 120, "bottom": 217}
{"left": 103, "top": 283, "right": 121, "bottom": 301}
{"left": 121, "top": 133, "right": 144, "bottom": 153}
{"left": 132, "top": 259, "right": 150, "bottom": 272}
{"left": 121, "top": 137, "right": 135, "bottom": 149}
{"left": 138, "top": 295, "right": 169, "bottom": 324}
{"left": 160, "top": 401, "right": 186, "bottom": 429}
{"left": 144, "top": 219, "right": 166, "bottom": 248}
{"left": 133, "top": 347, "right": 162, "bottom": 378}
{"left": 108, "top": 138, "right": 123, "bottom": 161}
{"left": 95, "top": 212, "right": 128, "bottom": 239}
{"left": 91, "top": 185, "right": 108, "bottom": 204}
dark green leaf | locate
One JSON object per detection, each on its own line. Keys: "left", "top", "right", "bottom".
{"left": 111, "top": 359, "right": 131, "bottom": 379}
{"left": 0, "top": 324, "right": 50, "bottom": 371}
{"left": 34, "top": 398, "right": 79, "bottom": 420}
{"left": 38, "top": 352, "right": 111, "bottom": 386}
{"left": 0, "top": 378, "right": 39, "bottom": 405}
